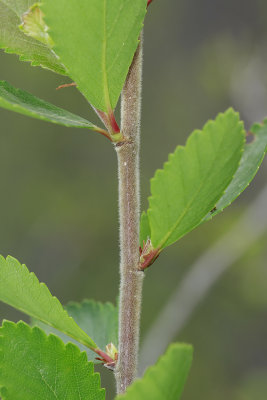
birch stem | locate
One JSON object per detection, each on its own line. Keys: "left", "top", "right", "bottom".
{"left": 115, "top": 36, "right": 144, "bottom": 393}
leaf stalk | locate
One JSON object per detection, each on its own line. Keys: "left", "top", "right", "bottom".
{"left": 94, "top": 108, "right": 124, "bottom": 142}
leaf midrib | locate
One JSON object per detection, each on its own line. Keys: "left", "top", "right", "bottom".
{"left": 1, "top": 295, "right": 95, "bottom": 349}
{"left": 0, "top": 259, "right": 97, "bottom": 349}
{"left": 156, "top": 130, "right": 238, "bottom": 249}
{"left": 0, "top": 96, "right": 91, "bottom": 126}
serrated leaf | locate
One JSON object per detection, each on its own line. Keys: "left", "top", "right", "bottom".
{"left": 0, "top": 0, "right": 66, "bottom": 74}
{"left": 0, "top": 80, "right": 98, "bottom": 130}
{"left": 0, "top": 255, "right": 98, "bottom": 350}
{"left": 116, "top": 343, "right": 193, "bottom": 400}
{"left": 140, "top": 211, "right": 151, "bottom": 246}
{"left": 0, "top": 321, "right": 105, "bottom": 400}
{"left": 42, "top": 0, "right": 147, "bottom": 111}
{"left": 146, "top": 109, "right": 245, "bottom": 250}
{"left": 202, "top": 120, "right": 267, "bottom": 221}
{"left": 33, "top": 300, "right": 118, "bottom": 362}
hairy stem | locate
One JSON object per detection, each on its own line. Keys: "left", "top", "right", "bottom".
{"left": 115, "top": 36, "right": 144, "bottom": 393}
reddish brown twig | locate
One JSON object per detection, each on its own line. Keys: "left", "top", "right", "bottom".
{"left": 56, "top": 82, "right": 77, "bottom": 90}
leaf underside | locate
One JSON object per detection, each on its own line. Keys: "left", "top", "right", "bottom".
{"left": 0, "top": 321, "right": 105, "bottom": 400}
{"left": 116, "top": 343, "right": 193, "bottom": 400}
{"left": 0, "top": 80, "right": 97, "bottom": 129}
{"left": 32, "top": 300, "right": 118, "bottom": 362}
{"left": 0, "top": 0, "right": 66, "bottom": 74}
{"left": 0, "top": 255, "right": 97, "bottom": 349}
{"left": 202, "top": 119, "right": 267, "bottom": 222}
{"left": 142, "top": 109, "right": 245, "bottom": 250}
{"left": 42, "top": 0, "right": 147, "bottom": 111}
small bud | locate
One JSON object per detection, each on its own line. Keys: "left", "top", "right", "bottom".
{"left": 105, "top": 342, "right": 118, "bottom": 360}
{"left": 140, "top": 238, "right": 153, "bottom": 264}
{"left": 139, "top": 238, "right": 160, "bottom": 271}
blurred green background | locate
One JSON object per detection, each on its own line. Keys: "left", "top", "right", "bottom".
{"left": 1, "top": 0, "right": 267, "bottom": 398}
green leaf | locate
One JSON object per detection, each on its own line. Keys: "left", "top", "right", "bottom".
{"left": 146, "top": 109, "right": 245, "bottom": 250}
{"left": 19, "top": 3, "right": 54, "bottom": 47}
{"left": 0, "top": 80, "right": 98, "bottom": 130}
{"left": 32, "top": 300, "right": 118, "bottom": 362}
{"left": 140, "top": 211, "right": 151, "bottom": 246}
{"left": 1, "top": 0, "right": 34, "bottom": 16}
{"left": 42, "top": 0, "right": 147, "bottom": 111}
{"left": 202, "top": 120, "right": 267, "bottom": 221}
{"left": 0, "top": 255, "right": 97, "bottom": 350}
{"left": 0, "top": 0, "right": 66, "bottom": 74}
{"left": 0, "top": 321, "right": 105, "bottom": 400}
{"left": 116, "top": 343, "right": 193, "bottom": 400}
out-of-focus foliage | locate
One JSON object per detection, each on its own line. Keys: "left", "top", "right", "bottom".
{"left": 33, "top": 300, "right": 118, "bottom": 361}
{"left": 1, "top": 0, "right": 267, "bottom": 399}
{"left": 235, "top": 370, "right": 267, "bottom": 400}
